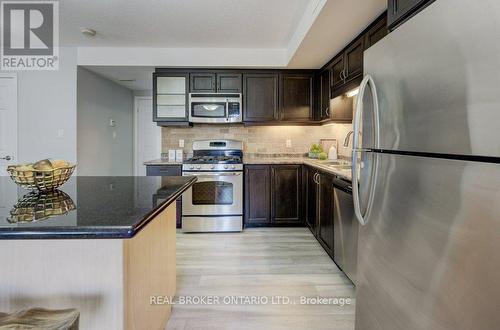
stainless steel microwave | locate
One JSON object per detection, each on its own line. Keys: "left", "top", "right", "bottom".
{"left": 188, "top": 93, "right": 242, "bottom": 123}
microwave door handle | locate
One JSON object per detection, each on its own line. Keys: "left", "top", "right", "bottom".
{"left": 225, "top": 99, "right": 229, "bottom": 122}
{"left": 352, "top": 74, "right": 380, "bottom": 226}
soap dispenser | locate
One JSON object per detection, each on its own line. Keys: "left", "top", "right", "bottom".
{"left": 328, "top": 144, "right": 338, "bottom": 160}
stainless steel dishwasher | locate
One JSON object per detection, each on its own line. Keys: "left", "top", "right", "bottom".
{"left": 333, "top": 177, "right": 358, "bottom": 285}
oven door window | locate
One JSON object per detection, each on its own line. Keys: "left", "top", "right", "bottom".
{"left": 192, "top": 181, "right": 233, "bottom": 205}
{"left": 191, "top": 102, "right": 226, "bottom": 118}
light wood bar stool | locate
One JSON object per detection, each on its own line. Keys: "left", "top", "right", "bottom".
{"left": 0, "top": 308, "right": 79, "bottom": 329}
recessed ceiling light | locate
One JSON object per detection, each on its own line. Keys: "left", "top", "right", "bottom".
{"left": 80, "top": 28, "right": 96, "bottom": 37}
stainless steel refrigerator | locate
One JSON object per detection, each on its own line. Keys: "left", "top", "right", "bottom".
{"left": 352, "top": 0, "right": 500, "bottom": 329}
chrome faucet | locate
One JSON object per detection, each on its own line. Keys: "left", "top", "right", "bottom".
{"left": 343, "top": 131, "right": 354, "bottom": 147}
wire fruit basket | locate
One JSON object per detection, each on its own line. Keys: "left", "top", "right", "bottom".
{"left": 6, "top": 159, "right": 76, "bottom": 192}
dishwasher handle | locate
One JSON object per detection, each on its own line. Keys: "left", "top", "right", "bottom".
{"left": 332, "top": 177, "right": 352, "bottom": 194}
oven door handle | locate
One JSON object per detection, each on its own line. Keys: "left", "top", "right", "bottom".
{"left": 183, "top": 172, "right": 242, "bottom": 177}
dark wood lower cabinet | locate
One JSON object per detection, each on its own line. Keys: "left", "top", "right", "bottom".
{"left": 271, "top": 165, "right": 302, "bottom": 224}
{"left": 305, "top": 167, "right": 319, "bottom": 234}
{"left": 244, "top": 165, "right": 271, "bottom": 226}
{"left": 305, "top": 166, "right": 336, "bottom": 259}
{"left": 147, "top": 164, "right": 183, "bottom": 228}
{"left": 244, "top": 164, "right": 303, "bottom": 227}
{"left": 317, "top": 172, "right": 335, "bottom": 257}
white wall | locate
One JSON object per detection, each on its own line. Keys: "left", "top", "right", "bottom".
{"left": 1, "top": 47, "right": 78, "bottom": 164}
{"left": 77, "top": 67, "right": 134, "bottom": 176}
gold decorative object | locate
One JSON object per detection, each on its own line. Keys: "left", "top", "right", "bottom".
{"left": 6, "top": 159, "right": 76, "bottom": 191}
{"left": 7, "top": 190, "right": 76, "bottom": 223}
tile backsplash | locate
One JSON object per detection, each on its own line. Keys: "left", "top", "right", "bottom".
{"left": 162, "top": 123, "right": 353, "bottom": 158}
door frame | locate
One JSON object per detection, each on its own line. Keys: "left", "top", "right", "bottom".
{"left": 133, "top": 96, "right": 161, "bottom": 176}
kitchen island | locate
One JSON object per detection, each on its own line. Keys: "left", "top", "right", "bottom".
{"left": 0, "top": 176, "right": 196, "bottom": 330}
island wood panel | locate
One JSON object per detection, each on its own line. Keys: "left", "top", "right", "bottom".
{"left": 124, "top": 204, "right": 176, "bottom": 330}
{"left": 0, "top": 239, "right": 125, "bottom": 329}
{"left": 0, "top": 204, "right": 178, "bottom": 330}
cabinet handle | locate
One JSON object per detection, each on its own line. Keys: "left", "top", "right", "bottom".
{"left": 325, "top": 107, "right": 330, "bottom": 117}
{"left": 314, "top": 173, "right": 321, "bottom": 185}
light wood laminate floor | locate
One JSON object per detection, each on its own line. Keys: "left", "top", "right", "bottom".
{"left": 166, "top": 228, "right": 355, "bottom": 330}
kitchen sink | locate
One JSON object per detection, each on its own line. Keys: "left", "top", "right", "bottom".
{"left": 327, "top": 165, "right": 352, "bottom": 170}
{"left": 322, "top": 160, "right": 351, "bottom": 166}
{"left": 320, "top": 161, "right": 352, "bottom": 170}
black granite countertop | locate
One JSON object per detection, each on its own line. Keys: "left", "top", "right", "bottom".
{"left": 0, "top": 176, "right": 196, "bottom": 239}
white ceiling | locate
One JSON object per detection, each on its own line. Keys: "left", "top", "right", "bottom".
{"left": 78, "top": 0, "right": 387, "bottom": 88}
{"left": 61, "top": 0, "right": 310, "bottom": 48}
{"left": 288, "top": 0, "right": 386, "bottom": 68}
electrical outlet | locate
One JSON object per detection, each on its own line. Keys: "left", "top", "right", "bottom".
{"left": 179, "top": 139, "right": 185, "bottom": 148}
{"left": 57, "top": 129, "right": 64, "bottom": 138}
{"left": 286, "top": 139, "right": 292, "bottom": 148}
{"left": 112, "top": 131, "right": 117, "bottom": 139}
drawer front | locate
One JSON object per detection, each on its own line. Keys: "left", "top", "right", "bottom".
{"left": 146, "top": 165, "right": 182, "bottom": 176}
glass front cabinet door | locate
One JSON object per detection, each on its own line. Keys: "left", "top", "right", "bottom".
{"left": 153, "top": 73, "right": 189, "bottom": 122}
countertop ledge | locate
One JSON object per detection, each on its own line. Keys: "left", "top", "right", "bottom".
{"left": 0, "top": 176, "right": 196, "bottom": 240}
{"left": 144, "top": 159, "right": 183, "bottom": 165}
{"left": 244, "top": 158, "right": 352, "bottom": 181}
{"left": 144, "top": 158, "right": 352, "bottom": 180}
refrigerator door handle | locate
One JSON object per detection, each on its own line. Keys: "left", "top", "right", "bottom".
{"left": 352, "top": 74, "right": 380, "bottom": 226}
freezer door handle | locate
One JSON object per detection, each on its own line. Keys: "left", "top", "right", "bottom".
{"left": 352, "top": 74, "right": 380, "bottom": 226}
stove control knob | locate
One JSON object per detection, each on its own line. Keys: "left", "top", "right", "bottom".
{"left": 196, "top": 165, "right": 201, "bottom": 170}
{"left": 210, "top": 165, "right": 215, "bottom": 169}
{"left": 189, "top": 166, "right": 194, "bottom": 170}
{"left": 230, "top": 165, "right": 235, "bottom": 169}
{"left": 223, "top": 165, "right": 229, "bottom": 169}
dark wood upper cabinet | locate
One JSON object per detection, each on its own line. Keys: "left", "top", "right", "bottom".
{"left": 153, "top": 72, "right": 189, "bottom": 123}
{"left": 365, "top": 15, "right": 389, "bottom": 49}
{"left": 217, "top": 73, "right": 242, "bottom": 93}
{"left": 190, "top": 73, "right": 216, "bottom": 93}
{"left": 190, "top": 72, "right": 241, "bottom": 93}
{"left": 317, "top": 172, "right": 335, "bottom": 257}
{"left": 319, "top": 69, "right": 331, "bottom": 121}
{"left": 280, "top": 74, "right": 314, "bottom": 122}
{"left": 244, "top": 165, "right": 271, "bottom": 226}
{"left": 344, "top": 37, "right": 364, "bottom": 83}
{"left": 330, "top": 93, "right": 354, "bottom": 123}
{"left": 388, "top": 0, "right": 434, "bottom": 30}
{"left": 323, "top": 12, "right": 387, "bottom": 103}
{"left": 243, "top": 73, "right": 279, "bottom": 122}
{"left": 331, "top": 55, "right": 345, "bottom": 90}
{"left": 271, "top": 165, "right": 302, "bottom": 224}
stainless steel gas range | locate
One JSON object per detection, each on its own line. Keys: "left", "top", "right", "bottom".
{"left": 182, "top": 140, "right": 243, "bottom": 232}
